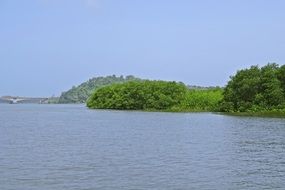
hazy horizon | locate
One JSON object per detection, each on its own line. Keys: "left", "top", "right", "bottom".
{"left": 1, "top": 0, "right": 284, "bottom": 97}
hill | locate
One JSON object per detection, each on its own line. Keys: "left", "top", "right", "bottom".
{"left": 58, "top": 75, "right": 141, "bottom": 103}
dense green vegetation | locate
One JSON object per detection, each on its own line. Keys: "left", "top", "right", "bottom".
{"left": 87, "top": 80, "right": 223, "bottom": 111}
{"left": 179, "top": 88, "right": 223, "bottom": 112}
{"left": 220, "top": 63, "right": 285, "bottom": 114}
{"left": 58, "top": 75, "right": 140, "bottom": 103}
{"left": 87, "top": 80, "right": 187, "bottom": 110}
{"left": 58, "top": 63, "right": 285, "bottom": 117}
{"left": 58, "top": 74, "right": 222, "bottom": 112}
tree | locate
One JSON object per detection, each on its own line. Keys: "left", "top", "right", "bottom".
{"left": 278, "top": 65, "right": 285, "bottom": 91}
{"left": 222, "top": 65, "right": 261, "bottom": 111}
{"left": 220, "top": 63, "right": 285, "bottom": 112}
{"left": 258, "top": 63, "right": 284, "bottom": 107}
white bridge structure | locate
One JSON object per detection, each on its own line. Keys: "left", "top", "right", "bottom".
{"left": 0, "top": 96, "right": 48, "bottom": 104}
{"left": 7, "top": 97, "right": 25, "bottom": 104}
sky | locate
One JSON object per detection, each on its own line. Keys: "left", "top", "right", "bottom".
{"left": 0, "top": 0, "right": 284, "bottom": 97}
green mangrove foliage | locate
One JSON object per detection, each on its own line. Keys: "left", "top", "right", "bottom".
{"left": 220, "top": 63, "right": 285, "bottom": 112}
{"left": 179, "top": 88, "right": 223, "bottom": 111}
{"left": 59, "top": 75, "right": 141, "bottom": 103}
{"left": 71, "top": 63, "right": 285, "bottom": 116}
{"left": 87, "top": 80, "right": 223, "bottom": 111}
{"left": 87, "top": 80, "right": 188, "bottom": 110}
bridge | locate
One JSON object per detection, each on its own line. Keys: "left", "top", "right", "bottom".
{"left": 0, "top": 96, "right": 49, "bottom": 104}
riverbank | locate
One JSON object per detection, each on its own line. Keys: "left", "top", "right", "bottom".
{"left": 88, "top": 107, "right": 285, "bottom": 118}
{"left": 166, "top": 109, "right": 285, "bottom": 118}
{"left": 218, "top": 111, "right": 285, "bottom": 118}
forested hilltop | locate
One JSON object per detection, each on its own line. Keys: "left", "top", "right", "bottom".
{"left": 58, "top": 75, "right": 141, "bottom": 103}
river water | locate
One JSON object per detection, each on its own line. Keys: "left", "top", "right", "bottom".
{"left": 0, "top": 104, "right": 284, "bottom": 190}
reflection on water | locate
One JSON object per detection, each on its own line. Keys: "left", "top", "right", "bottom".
{"left": 0, "top": 104, "right": 284, "bottom": 189}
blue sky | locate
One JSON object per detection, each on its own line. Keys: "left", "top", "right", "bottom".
{"left": 0, "top": 0, "right": 284, "bottom": 96}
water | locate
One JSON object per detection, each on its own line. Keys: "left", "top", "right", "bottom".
{"left": 0, "top": 104, "right": 285, "bottom": 190}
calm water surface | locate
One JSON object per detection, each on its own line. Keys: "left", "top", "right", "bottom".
{"left": 0, "top": 104, "right": 285, "bottom": 190}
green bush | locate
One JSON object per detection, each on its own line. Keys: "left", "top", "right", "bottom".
{"left": 87, "top": 80, "right": 188, "bottom": 110}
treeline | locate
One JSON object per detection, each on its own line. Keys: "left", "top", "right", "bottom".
{"left": 58, "top": 75, "right": 141, "bottom": 103}
{"left": 86, "top": 63, "right": 285, "bottom": 116}
{"left": 87, "top": 80, "right": 223, "bottom": 111}
{"left": 220, "top": 63, "right": 285, "bottom": 113}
